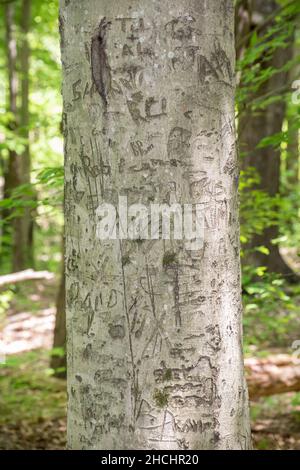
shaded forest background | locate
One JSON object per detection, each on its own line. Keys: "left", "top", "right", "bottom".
{"left": 0, "top": 0, "right": 300, "bottom": 450}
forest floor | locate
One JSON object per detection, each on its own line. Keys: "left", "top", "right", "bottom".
{"left": 0, "top": 278, "right": 300, "bottom": 450}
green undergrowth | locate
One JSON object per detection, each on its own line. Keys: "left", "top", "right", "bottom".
{"left": 0, "top": 350, "right": 66, "bottom": 426}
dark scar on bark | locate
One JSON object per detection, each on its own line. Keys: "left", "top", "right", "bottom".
{"left": 91, "top": 18, "right": 112, "bottom": 106}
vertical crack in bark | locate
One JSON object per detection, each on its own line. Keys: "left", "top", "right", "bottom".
{"left": 91, "top": 18, "right": 112, "bottom": 106}
{"left": 119, "top": 239, "right": 137, "bottom": 428}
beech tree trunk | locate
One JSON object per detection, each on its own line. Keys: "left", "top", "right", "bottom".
{"left": 62, "top": 0, "right": 251, "bottom": 450}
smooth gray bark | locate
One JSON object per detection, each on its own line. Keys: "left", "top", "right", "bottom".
{"left": 62, "top": 0, "right": 251, "bottom": 450}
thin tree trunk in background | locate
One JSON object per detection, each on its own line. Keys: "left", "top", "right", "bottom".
{"left": 62, "top": 0, "right": 251, "bottom": 450}
{"left": 286, "top": 41, "right": 300, "bottom": 188}
{"left": 286, "top": 116, "right": 299, "bottom": 187}
{"left": 238, "top": 0, "right": 295, "bottom": 278}
{"left": 4, "top": 3, "right": 18, "bottom": 143}
{"left": 235, "top": 0, "right": 252, "bottom": 62}
{"left": 3, "top": 3, "right": 22, "bottom": 268}
{"left": 19, "top": 0, "right": 34, "bottom": 268}
{"left": 3, "top": 1, "right": 33, "bottom": 271}
{"left": 50, "top": 261, "right": 66, "bottom": 378}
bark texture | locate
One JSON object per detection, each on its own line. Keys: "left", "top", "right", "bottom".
{"left": 62, "top": 0, "right": 251, "bottom": 450}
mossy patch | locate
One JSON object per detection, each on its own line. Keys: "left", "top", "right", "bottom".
{"left": 153, "top": 388, "right": 169, "bottom": 408}
{"left": 162, "top": 251, "right": 177, "bottom": 267}
{"left": 163, "top": 369, "right": 172, "bottom": 381}
{"left": 121, "top": 254, "right": 131, "bottom": 266}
